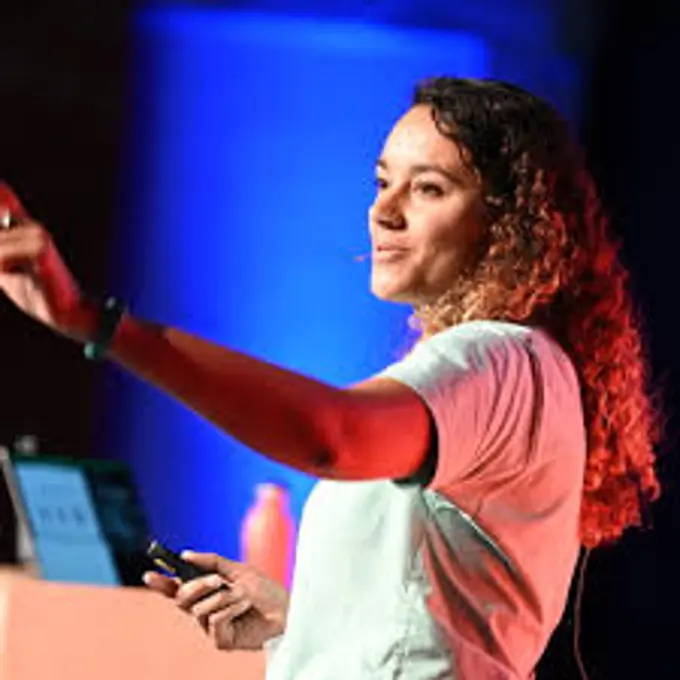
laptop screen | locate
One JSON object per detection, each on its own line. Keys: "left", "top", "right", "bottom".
{"left": 1, "top": 448, "right": 152, "bottom": 587}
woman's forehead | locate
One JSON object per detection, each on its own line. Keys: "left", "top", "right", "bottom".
{"left": 379, "top": 105, "right": 464, "bottom": 169}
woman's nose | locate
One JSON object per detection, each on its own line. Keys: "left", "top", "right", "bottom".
{"left": 370, "top": 191, "right": 406, "bottom": 230}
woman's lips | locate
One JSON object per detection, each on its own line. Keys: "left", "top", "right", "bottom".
{"left": 372, "top": 247, "right": 408, "bottom": 262}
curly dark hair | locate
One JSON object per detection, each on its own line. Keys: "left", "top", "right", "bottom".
{"left": 410, "top": 77, "right": 661, "bottom": 548}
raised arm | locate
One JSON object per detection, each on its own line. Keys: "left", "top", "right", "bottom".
{"left": 0, "top": 185, "right": 430, "bottom": 481}
{"left": 105, "top": 313, "right": 430, "bottom": 479}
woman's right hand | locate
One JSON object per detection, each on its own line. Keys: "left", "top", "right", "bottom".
{"left": 0, "top": 182, "right": 96, "bottom": 341}
{"left": 143, "top": 551, "right": 289, "bottom": 652}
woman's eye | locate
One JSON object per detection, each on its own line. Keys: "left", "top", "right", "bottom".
{"left": 415, "top": 182, "right": 445, "bottom": 197}
{"left": 374, "top": 177, "right": 388, "bottom": 191}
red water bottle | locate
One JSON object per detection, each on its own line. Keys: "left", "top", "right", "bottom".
{"left": 240, "top": 483, "right": 295, "bottom": 587}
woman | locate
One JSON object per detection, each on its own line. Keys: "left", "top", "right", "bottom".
{"left": 0, "top": 77, "right": 661, "bottom": 679}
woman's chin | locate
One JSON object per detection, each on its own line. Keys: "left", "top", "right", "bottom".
{"left": 370, "top": 280, "right": 414, "bottom": 305}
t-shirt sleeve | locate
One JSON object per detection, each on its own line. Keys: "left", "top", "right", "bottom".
{"left": 379, "top": 323, "right": 541, "bottom": 493}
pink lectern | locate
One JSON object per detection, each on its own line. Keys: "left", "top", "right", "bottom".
{"left": 0, "top": 568, "right": 264, "bottom": 680}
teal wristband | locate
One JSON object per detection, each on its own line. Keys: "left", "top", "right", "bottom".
{"left": 83, "top": 296, "right": 126, "bottom": 361}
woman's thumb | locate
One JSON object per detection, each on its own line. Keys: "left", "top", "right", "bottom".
{"left": 181, "top": 550, "right": 242, "bottom": 578}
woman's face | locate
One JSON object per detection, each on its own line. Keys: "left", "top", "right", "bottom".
{"left": 369, "top": 104, "right": 486, "bottom": 306}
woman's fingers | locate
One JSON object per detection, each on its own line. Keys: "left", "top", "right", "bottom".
{"left": 174, "top": 574, "right": 231, "bottom": 612}
{"left": 176, "top": 577, "right": 251, "bottom": 637}
{"left": 0, "top": 182, "right": 30, "bottom": 222}
{"left": 181, "top": 550, "right": 242, "bottom": 581}
{"left": 190, "top": 585, "right": 250, "bottom": 634}
{"left": 207, "top": 600, "right": 253, "bottom": 650}
{"left": 0, "top": 222, "right": 50, "bottom": 271}
{"left": 142, "top": 571, "right": 180, "bottom": 598}
{"left": 189, "top": 583, "right": 248, "bottom": 620}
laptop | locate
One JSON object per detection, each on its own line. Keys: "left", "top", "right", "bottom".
{"left": 0, "top": 447, "right": 153, "bottom": 587}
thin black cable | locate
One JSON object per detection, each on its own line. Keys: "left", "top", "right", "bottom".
{"left": 573, "top": 548, "right": 592, "bottom": 680}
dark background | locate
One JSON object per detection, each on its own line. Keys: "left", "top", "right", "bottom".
{"left": 1, "top": 1, "right": 678, "bottom": 677}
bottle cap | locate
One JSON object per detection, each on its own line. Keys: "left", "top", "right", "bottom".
{"left": 256, "top": 481, "right": 288, "bottom": 502}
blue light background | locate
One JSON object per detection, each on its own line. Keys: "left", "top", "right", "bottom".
{"left": 108, "top": 7, "right": 488, "bottom": 563}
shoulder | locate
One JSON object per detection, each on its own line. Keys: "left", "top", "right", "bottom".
{"left": 379, "top": 321, "right": 572, "bottom": 489}
{"left": 377, "top": 321, "right": 542, "bottom": 433}
{"left": 412, "top": 320, "right": 574, "bottom": 377}
{"left": 418, "top": 319, "right": 533, "bottom": 354}
{"left": 387, "top": 320, "right": 541, "bottom": 383}
{"left": 381, "top": 320, "right": 580, "bottom": 436}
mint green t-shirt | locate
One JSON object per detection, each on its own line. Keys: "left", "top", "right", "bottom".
{"left": 265, "top": 321, "right": 586, "bottom": 679}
